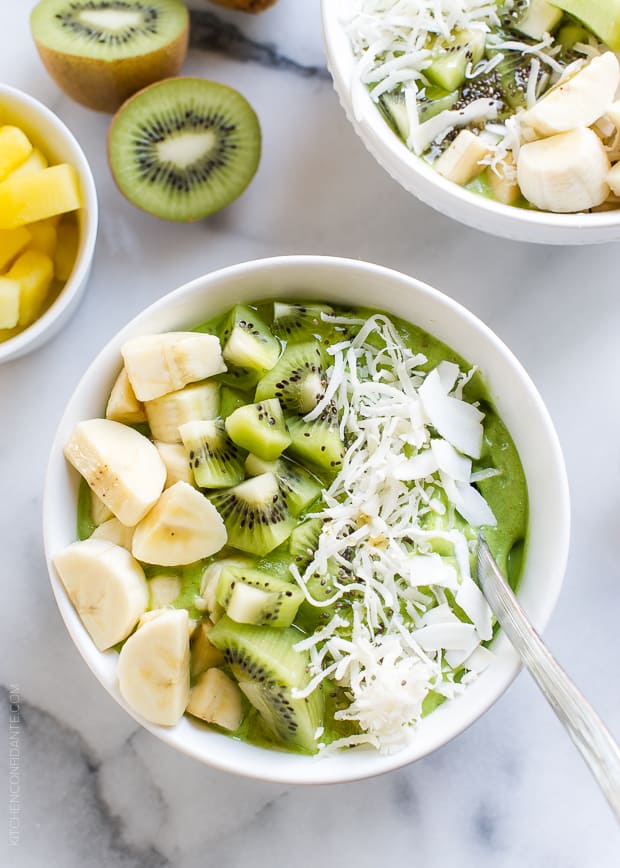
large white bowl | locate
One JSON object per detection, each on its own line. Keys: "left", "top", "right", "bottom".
{"left": 0, "top": 84, "right": 97, "bottom": 363}
{"left": 321, "top": 1, "right": 620, "bottom": 245}
{"left": 43, "top": 256, "right": 570, "bottom": 784}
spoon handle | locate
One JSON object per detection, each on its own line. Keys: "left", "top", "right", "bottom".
{"left": 477, "top": 540, "right": 620, "bottom": 823}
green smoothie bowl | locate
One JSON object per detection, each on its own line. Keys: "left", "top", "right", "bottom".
{"left": 43, "top": 256, "right": 570, "bottom": 784}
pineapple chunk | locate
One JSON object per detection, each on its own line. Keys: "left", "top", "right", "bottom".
{"left": 55, "top": 218, "right": 79, "bottom": 281}
{"left": 8, "top": 250, "right": 54, "bottom": 326}
{"left": 435, "top": 130, "right": 491, "bottom": 186}
{"left": 27, "top": 220, "right": 57, "bottom": 257}
{"left": 0, "top": 126, "right": 33, "bottom": 182}
{"left": 486, "top": 155, "right": 521, "bottom": 205}
{"left": 7, "top": 148, "right": 48, "bottom": 180}
{"left": 0, "top": 277, "right": 20, "bottom": 329}
{"left": 0, "top": 164, "right": 81, "bottom": 229}
{"left": 0, "top": 226, "right": 31, "bottom": 270}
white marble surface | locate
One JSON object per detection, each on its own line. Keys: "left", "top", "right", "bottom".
{"left": 1, "top": 1, "right": 619, "bottom": 864}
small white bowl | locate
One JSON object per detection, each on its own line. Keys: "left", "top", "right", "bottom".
{"left": 43, "top": 255, "right": 570, "bottom": 784}
{"left": 0, "top": 84, "right": 97, "bottom": 363}
{"left": 321, "top": 1, "right": 620, "bottom": 245}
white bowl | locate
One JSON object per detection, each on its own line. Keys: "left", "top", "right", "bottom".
{"left": 43, "top": 255, "right": 570, "bottom": 784}
{"left": 0, "top": 84, "right": 98, "bottom": 363}
{"left": 321, "top": 2, "right": 620, "bottom": 245}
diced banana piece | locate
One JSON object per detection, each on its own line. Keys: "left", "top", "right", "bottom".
{"left": 91, "top": 490, "right": 113, "bottom": 527}
{"left": 65, "top": 418, "right": 166, "bottom": 527}
{"left": 190, "top": 619, "right": 224, "bottom": 677}
{"left": 186, "top": 668, "right": 243, "bottom": 731}
{"left": 517, "top": 127, "right": 610, "bottom": 212}
{"left": 607, "top": 163, "right": 620, "bottom": 196}
{"left": 92, "top": 517, "right": 135, "bottom": 550}
{"left": 53, "top": 538, "right": 148, "bottom": 651}
{"left": 434, "top": 130, "right": 490, "bottom": 186}
{"left": 106, "top": 367, "right": 147, "bottom": 425}
{"left": 149, "top": 574, "right": 181, "bottom": 609}
{"left": 122, "top": 332, "right": 227, "bottom": 402}
{"left": 145, "top": 381, "right": 220, "bottom": 443}
{"left": 519, "top": 53, "right": 620, "bottom": 137}
{"left": 117, "top": 608, "right": 190, "bottom": 726}
{"left": 486, "top": 154, "right": 521, "bottom": 205}
{"left": 154, "top": 441, "right": 193, "bottom": 488}
{"left": 132, "top": 481, "right": 227, "bottom": 566}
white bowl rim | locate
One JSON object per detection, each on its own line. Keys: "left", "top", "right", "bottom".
{"left": 320, "top": 0, "right": 620, "bottom": 243}
{"left": 43, "top": 254, "right": 571, "bottom": 784}
{"left": 0, "top": 83, "right": 98, "bottom": 363}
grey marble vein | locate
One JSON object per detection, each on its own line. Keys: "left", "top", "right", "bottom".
{"left": 189, "top": 9, "right": 330, "bottom": 79}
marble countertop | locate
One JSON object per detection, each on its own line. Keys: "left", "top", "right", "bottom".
{"left": 1, "top": 1, "right": 619, "bottom": 864}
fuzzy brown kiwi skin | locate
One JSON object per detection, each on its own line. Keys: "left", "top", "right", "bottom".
{"left": 209, "top": 0, "right": 278, "bottom": 12}
{"left": 33, "top": 24, "right": 188, "bottom": 113}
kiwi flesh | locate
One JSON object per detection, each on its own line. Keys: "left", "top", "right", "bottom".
{"left": 208, "top": 615, "right": 323, "bottom": 753}
{"left": 271, "top": 303, "right": 333, "bottom": 341}
{"left": 220, "top": 305, "right": 280, "bottom": 375}
{"left": 255, "top": 341, "right": 327, "bottom": 415}
{"left": 179, "top": 419, "right": 245, "bottom": 489}
{"left": 209, "top": 472, "right": 296, "bottom": 556}
{"left": 30, "top": 0, "right": 189, "bottom": 113}
{"left": 286, "top": 404, "right": 345, "bottom": 475}
{"left": 225, "top": 398, "right": 291, "bottom": 461}
{"left": 216, "top": 565, "right": 304, "bottom": 627}
{"left": 219, "top": 386, "right": 249, "bottom": 419}
{"left": 107, "top": 77, "right": 261, "bottom": 221}
{"left": 245, "top": 453, "right": 322, "bottom": 516}
{"left": 289, "top": 517, "right": 323, "bottom": 569}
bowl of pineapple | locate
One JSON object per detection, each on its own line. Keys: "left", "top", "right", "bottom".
{"left": 0, "top": 83, "right": 97, "bottom": 363}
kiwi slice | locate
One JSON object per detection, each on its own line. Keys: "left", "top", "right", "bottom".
{"left": 208, "top": 615, "right": 324, "bottom": 753}
{"left": 30, "top": 0, "right": 189, "bottom": 113}
{"left": 107, "top": 78, "right": 261, "bottom": 221}
{"left": 286, "top": 404, "right": 345, "bottom": 475}
{"left": 225, "top": 398, "right": 291, "bottom": 461}
{"left": 245, "top": 453, "right": 322, "bottom": 516}
{"left": 255, "top": 341, "right": 327, "bottom": 415}
{"left": 271, "top": 303, "right": 333, "bottom": 341}
{"left": 289, "top": 517, "right": 323, "bottom": 569}
{"left": 210, "top": 472, "right": 295, "bottom": 556}
{"left": 216, "top": 565, "right": 304, "bottom": 627}
{"left": 220, "top": 305, "right": 280, "bottom": 376}
{"left": 179, "top": 419, "right": 245, "bottom": 489}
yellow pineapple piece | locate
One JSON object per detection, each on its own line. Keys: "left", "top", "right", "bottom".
{"left": 55, "top": 218, "right": 79, "bottom": 281}
{"left": 0, "top": 126, "right": 33, "bottom": 182}
{"left": 0, "top": 226, "right": 32, "bottom": 270}
{"left": 27, "top": 220, "right": 57, "bottom": 258}
{"left": 7, "top": 148, "right": 48, "bottom": 180}
{"left": 0, "top": 276, "right": 20, "bottom": 328}
{"left": 8, "top": 250, "right": 54, "bottom": 326}
{"left": 0, "top": 164, "right": 81, "bottom": 229}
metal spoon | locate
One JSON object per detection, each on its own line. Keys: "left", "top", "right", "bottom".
{"left": 477, "top": 537, "right": 620, "bottom": 823}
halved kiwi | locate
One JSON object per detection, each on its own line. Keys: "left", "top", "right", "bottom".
{"left": 107, "top": 77, "right": 261, "bottom": 221}
{"left": 30, "top": 0, "right": 189, "bottom": 112}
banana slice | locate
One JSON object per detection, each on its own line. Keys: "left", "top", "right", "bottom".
{"left": 434, "top": 130, "right": 491, "bottom": 186}
{"left": 117, "top": 608, "right": 190, "bottom": 726}
{"left": 608, "top": 163, "right": 620, "bottom": 196}
{"left": 65, "top": 418, "right": 166, "bottom": 527}
{"left": 148, "top": 574, "right": 181, "bottom": 608}
{"left": 122, "top": 332, "right": 227, "bottom": 402}
{"left": 190, "top": 619, "right": 225, "bottom": 677}
{"left": 53, "top": 538, "right": 148, "bottom": 651}
{"left": 91, "top": 490, "right": 113, "bottom": 527}
{"left": 186, "top": 668, "right": 243, "bottom": 731}
{"left": 519, "top": 53, "right": 620, "bottom": 137}
{"left": 132, "top": 481, "right": 227, "bottom": 566}
{"left": 517, "top": 127, "right": 610, "bottom": 212}
{"left": 145, "top": 381, "right": 220, "bottom": 443}
{"left": 154, "top": 441, "right": 193, "bottom": 488}
{"left": 105, "top": 367, "right": 146, "bottom": 425}
{"left": 92, "top": 517, "right": 135, "bottom": 550}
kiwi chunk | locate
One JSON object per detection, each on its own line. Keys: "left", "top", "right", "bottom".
{"left": 426, "top": 29, "right": 486, "bottom": 92}
{"left": 255, "top": 341, "right": 327, "bottom": 415}
{"left": 245, "top": 453, "right": 322, "bottom": 516}
{"left": 210, "top": 472, "right": 295, "bottom": 556}
{"left": 225, "top": 398, "right": 291, "bottom": 461}
{"left": 271, "top": 303, "right": 333, "bottom": 341}
{"left": 286, "top": 405, "right": 345, "bottom": 475}
{"left": 289, "top": 517, "right": 323, "bottom": 569}
{"left": 220, "top": 305, "right": 280, "bottom": 375}
{"left": 208, "top": 616, "right": 323, "bottom": 753}
{"left": 216, "top": 565, "right": 304, "bottom": 627}
{"left": 179, "top": 419, "right": 245, "bottom": 489}
{"left": 107, "top": 78, "right": 261, "bottom": 220}
{"left": 30, "top": 0, "right": 189, "bottom": 113}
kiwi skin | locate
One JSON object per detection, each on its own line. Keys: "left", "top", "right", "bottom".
{"left": 209, "top": 0, "right": 278, "bottom": 12}
{"left": 32, "top": 18, "right": 188, "bottom": 113}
